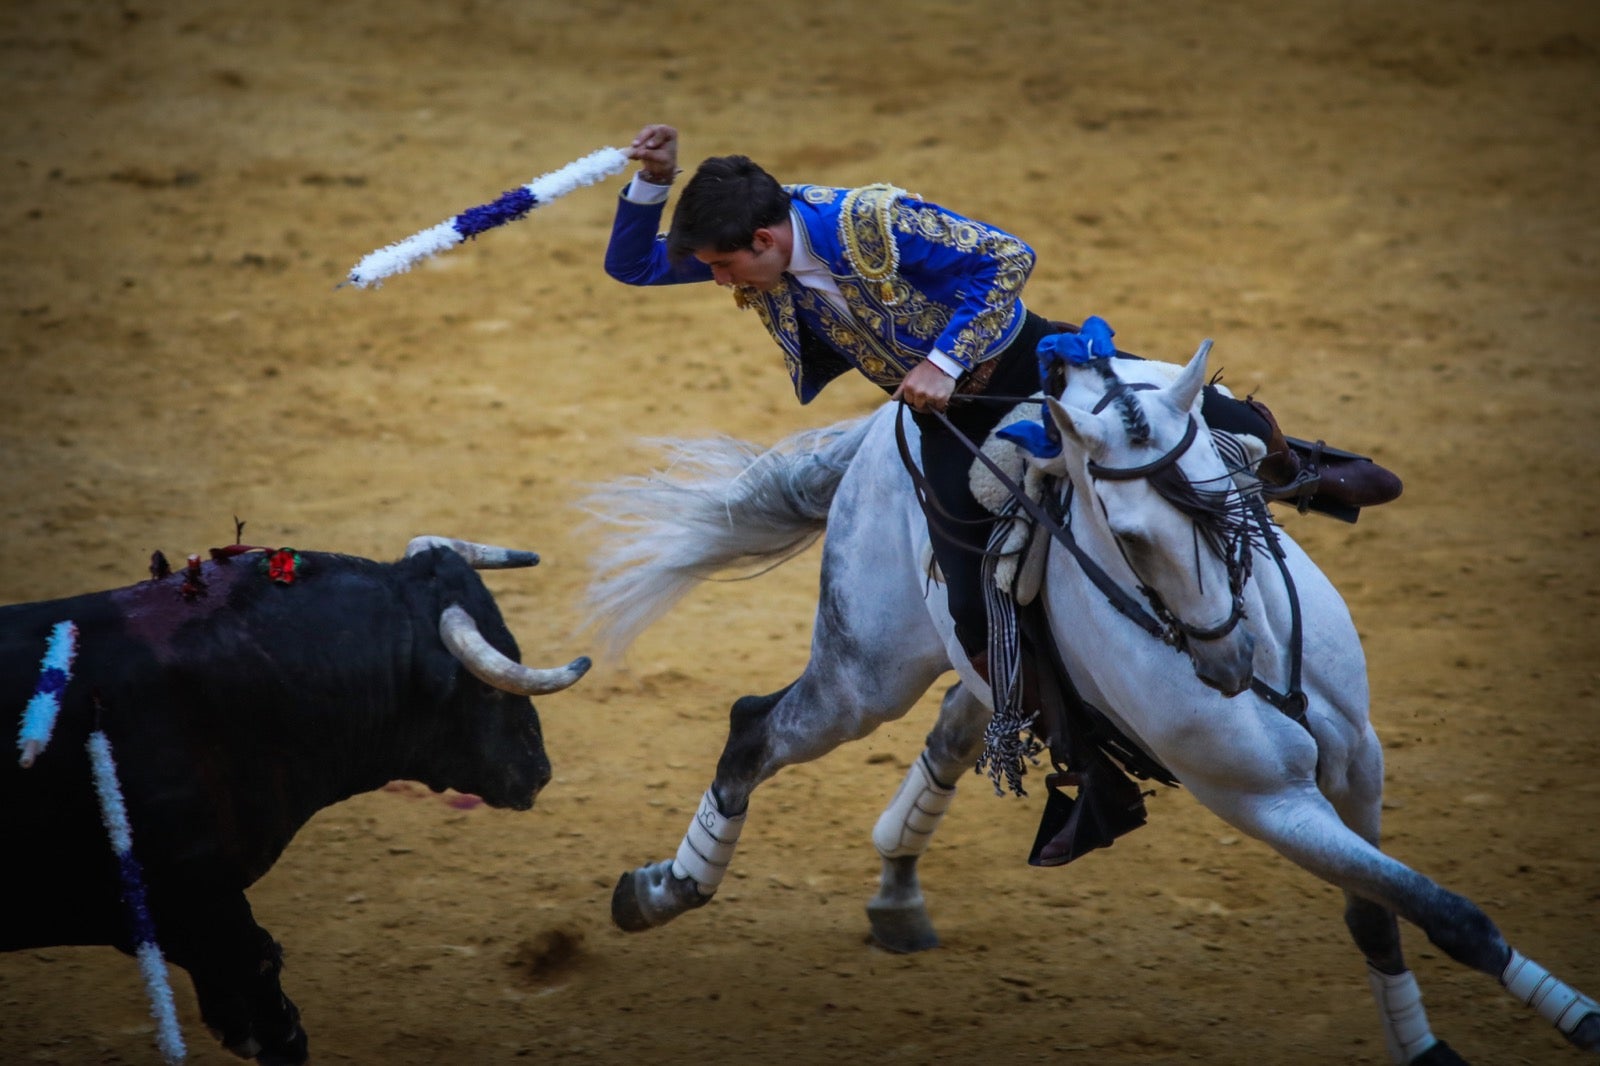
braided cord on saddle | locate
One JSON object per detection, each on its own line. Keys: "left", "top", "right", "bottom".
{"left": 974, "top": 501, "right": 1042, "bottom": 796}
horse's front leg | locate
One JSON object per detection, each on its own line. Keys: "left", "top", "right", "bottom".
{"left": 612, "top": 653, "right": 947, "bottom": 933}
{"left": 609, "top": 682, "right": 788, "bottom": 932}
{"left": 866, "top": 680, "right": 991, "bottom": 953}
{"left": 1326, "top": 727, "right": 1469, "bottom": 1065}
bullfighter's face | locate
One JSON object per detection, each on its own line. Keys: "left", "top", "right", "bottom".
{"left": 694, "top": 225, "right": 789, "bottom": 292}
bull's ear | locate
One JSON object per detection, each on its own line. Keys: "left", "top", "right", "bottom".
{"left": 1045, "top": 396, "right": 1107, "bottom": 456}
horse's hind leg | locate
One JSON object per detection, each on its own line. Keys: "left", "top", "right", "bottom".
{"left": 866, "top": 681, "right": 990, "bottom": 953}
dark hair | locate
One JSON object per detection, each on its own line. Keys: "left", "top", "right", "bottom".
{"left": 666, "top": 155, "right": 791, "bottom": 265}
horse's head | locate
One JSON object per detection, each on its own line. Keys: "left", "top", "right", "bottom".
{"left": 1045, "top": 341, "right": 1258, "bottom": 696}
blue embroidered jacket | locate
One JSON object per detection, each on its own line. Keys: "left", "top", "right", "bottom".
{"left": 605, "top": 182, "right": 1035, "bottom": 403}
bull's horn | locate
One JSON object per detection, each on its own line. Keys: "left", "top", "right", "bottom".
{"left": 406, "top": 536, "right": 539, "bottom": 569}
{"left": 439, "top": 604, "right": 590, "bottom": 695}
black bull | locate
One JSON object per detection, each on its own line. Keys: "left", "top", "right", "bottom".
{"left": 0, "top": 536, "right": 589, "bottom": 1064}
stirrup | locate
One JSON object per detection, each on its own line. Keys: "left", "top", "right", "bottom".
{"left": 1260, "top": 437, "right": 1365, "bottom": 524}
{"left": 1260, "top": 438, "right": 1327, "bottom": 514}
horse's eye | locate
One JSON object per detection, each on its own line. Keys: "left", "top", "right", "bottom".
{"left": 1114, "top": 529, "right": 1154, "bottom": 562}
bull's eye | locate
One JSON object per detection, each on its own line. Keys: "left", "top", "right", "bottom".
{"left": 458, "top": 672, "right": 504, "bottom": 702}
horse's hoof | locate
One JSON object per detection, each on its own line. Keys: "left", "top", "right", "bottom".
{"left": 610, "top": 861, "right": 711, "bottom": 933}
{"left": 1411, "top": 1039, "right": 1469, "bottom": 1066}
{"left": 611, "top": 870, "right": 656, "bottom": 932}
{"left": 865, "top": 901, "right": 940, "bottom": 954}
{"left": 1566, "top": 1010, "right": 1600, "bottom": 1053}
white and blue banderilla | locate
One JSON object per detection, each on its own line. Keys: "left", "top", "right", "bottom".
{"left": 89, "top": 728, "right": 187, "bottom": 1064}
{"left": 345, "top": 145, "right": 630, "bottom": 288}
{"left": 17, "top": 620, "right": 76, "bottom": 768}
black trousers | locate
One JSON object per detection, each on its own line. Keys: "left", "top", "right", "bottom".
{"left": 911, "top": 312, "right": 1271, "bottom": 659}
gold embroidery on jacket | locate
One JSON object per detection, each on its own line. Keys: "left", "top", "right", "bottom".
{"left": 740, "top": 283, "right": 806, "bottom": 386}
{"left": 738, "top": 184, "right": 1030, "bottom": 392}
{"left": 794, "top": 286, "right": 913, "bottom": 389}
{"left": 840, "top": 183, "right": 911, "bottom": 306}
{"left": 893, "top": 200, "right": 1031, "bottom": 365}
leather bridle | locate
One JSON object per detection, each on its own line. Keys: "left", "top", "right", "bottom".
{"left": 1082, "top": 410, "right": 1252, "bottom": 651}
{"left": 896, "top": 384, "right": 1312, "bottom": 731}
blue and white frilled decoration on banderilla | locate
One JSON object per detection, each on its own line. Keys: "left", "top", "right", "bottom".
{"left": 16, "top": 621, "right": 187, "bottom": 1063}
{"left": 344, "top": 145, "right": 631, "bottom": 288}
{"left": 88, "top": 729, "right": 188, "bottom": 1064}
{"left": 17, "top": 619, "right": 76, "bottom": 768}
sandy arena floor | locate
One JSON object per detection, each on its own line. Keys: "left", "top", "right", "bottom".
{"left": 1, "top": 2, "right": 1596, "bottom": 1063}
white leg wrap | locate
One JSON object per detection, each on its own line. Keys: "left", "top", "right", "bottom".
{"left": 1365, "top": 967, "right": 1438, "bottom": 1064}
{"left": 872, "top": 754, "right": 957, "bottom": 860}
{"left": 1502, "top": 949, "right": 1600, "bottom": 1035}
{"left": 670, "top": 789, "right": 745, "bottom": 894}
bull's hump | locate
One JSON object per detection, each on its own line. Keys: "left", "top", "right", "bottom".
{"left": 109, "top": 555, "right": 262, "bottom": 651}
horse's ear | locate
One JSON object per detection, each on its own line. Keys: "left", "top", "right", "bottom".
{"left": 1045, "top": 396, "right": 1106, "bottom": 455}
{"left": 1166, "top": 339, "right": 1212, "bottom": 413}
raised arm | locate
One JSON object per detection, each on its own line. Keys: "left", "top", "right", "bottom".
{"left": 604, "top": 124, "right": 713, "bottom": 287}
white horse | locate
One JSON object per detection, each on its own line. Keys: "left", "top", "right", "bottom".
{"left": 581, "top": 341, "right": 1598, "bottom": 1064}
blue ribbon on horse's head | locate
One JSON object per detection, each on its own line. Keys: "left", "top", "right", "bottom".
{"left": 1035, "top": 315, "right": 1118, "bottom": 384}
{"left": 1000, "top": 315, "right": 1119, "bottom": 459}
{"left": 996, "top": 411, "right": 1061, "bottom": 459}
